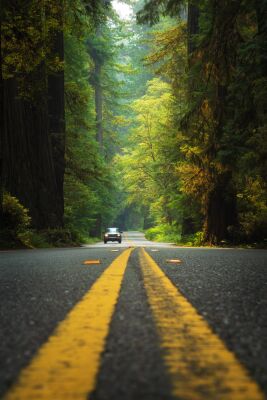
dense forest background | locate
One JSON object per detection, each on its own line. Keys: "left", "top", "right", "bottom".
{"left": 0, "top": 0, "right": 266, "bottom": 248}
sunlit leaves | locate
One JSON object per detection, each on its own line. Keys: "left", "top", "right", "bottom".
{"left": 2, "top": 1, "right": 63, "bottom": 79}
{"left": 117, "top": 77, "right": 181, "bottom": 224}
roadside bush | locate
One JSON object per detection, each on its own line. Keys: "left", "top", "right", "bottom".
{"left": 145, "top": 224, "right": 181, "bottom": 243}
{"left": 0, "top": 193, "right": 86, "bottom": 248}
{"left": 237, "top": 177, "right": 267, "bottom": 244}
{"left": 193, "top": 231, "right": 205, "bottom": 246}
{"left": 40, "top": 228, "right": 81, "bottom": 247}
{"left": 0, "top": 193, "right": 31, "bottom": 248}
{"left": 145, "top": 226, "right": 163, "bottom": 241}
{"left": 2, "top": 192, "right": 31, "bottom": 231}
{"left": 179, "top": 231, "right": 205, "bottom": 246}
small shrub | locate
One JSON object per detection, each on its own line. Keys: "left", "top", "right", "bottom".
{"left": 41, "top": 228, "right": 81, "bottom": 247}
{"left": 2, "top": 193, "right": 31, "bottom": 232}
{"left": 145, "top": 224, "right": 181, "bottom": 243}
{"left": 22, "top": 231, "right": 52, "bottom": 248}
{"left": 0, "top": 193, "right": 31, "bottom": 248}
{"left": 178, "top": 231, "right": 205, "bottom": 246}
{"left": 145, "top": 226, "right": 163, "bottom": 241}
{"left": 193, "top": 231, "right": 205, "bottom": 246}
{"left": 179, "top": 234, "right": 195, "bottom": 246}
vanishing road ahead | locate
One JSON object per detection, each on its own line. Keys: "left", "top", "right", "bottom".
{"left": 1, "top": 232, "right": 267, "bottom": 399}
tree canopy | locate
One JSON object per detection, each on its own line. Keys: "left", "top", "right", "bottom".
{"left": 1, "top": 0, "right": 266, "bottom": 247}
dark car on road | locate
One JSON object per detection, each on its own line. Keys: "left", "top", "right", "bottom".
{"left": 104, "top": 227, "right": 122, "bottom": 244}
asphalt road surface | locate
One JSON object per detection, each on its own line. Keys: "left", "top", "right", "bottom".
{"left": 0, "top": 231, "right": 267, "bottom": 399}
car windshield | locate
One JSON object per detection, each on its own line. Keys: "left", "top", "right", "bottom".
{"left": 106, "top": 228, "right": 119, "bottom": 233}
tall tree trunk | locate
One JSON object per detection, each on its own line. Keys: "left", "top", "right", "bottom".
{"left": 256, "top": 1, "right": 267, "bottom": 76}
{"left": 94, "top": 58, "right": 103, "bottom": 148}
{"left": 0, "top": 0, "right": 4, "bottom": 224}
{"left": 181, "top": 1, "right": 200, "bottom": 236}
{"left": 199, "top": 2, "right": 239, "bottom": 244}
{"left": 203, "top": 86, "right": 238, "bottom": 244}
{"left": 187, "top": 1, "right": 199, "bottom": 58}
{"left": 3, "top": 77, "right": 63, "bottom": 228}
{"left": 88, "top": 24, "right": 104, "bottom": 150}
{"left": 47, "top": 4, "right": 65, "bottom": 227}
{"left": 1, "top": 1, "right": 65, "bottom": 229}
{"left": 204, "top": 172, "right": 238, "bottom": 244}
{"left": 255, "top": 1, "right": 267, "bottom": 183}
{"left": 89, "top": 26, "right": 104, "bottom": 235}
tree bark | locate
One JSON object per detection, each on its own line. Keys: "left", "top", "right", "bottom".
{"left": 0, "top": 0, "right": 4, "bottom": 224}
{"left": 47, "top": 6, "right": 65, "bottom": 227}
{"left": 94, "top": 58, "right": 103, "bottom": 148}
{"left": 1, "top": 1, "right": 65, "bottom": 229}
{"left": 187, "top": 1, "right": 199, "bottom": 58}
{"left": 187, "top": 2, "right": 199, "bottom": 104}
{"left": 2, "top": 77, "right": 63, "bottom": 228}
{"left": 204, "top": 172, "right": 238, "bottom": 244}
{"left": 256, "top": 1, "right": 267, "bottom": 76}
{"left": 184, "top": 1, "right": 200, "bottom": 235}
{"left": 88, "top": 23, "right": 104, "bottom": 151}
{"left": 198, "top": 2, "right": 239, "bottom": 244}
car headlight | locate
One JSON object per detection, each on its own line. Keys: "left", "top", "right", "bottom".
{"left": 117, "top": 234, "right": 120, "bottom": 237}
{"left": 104, "top": 234, "right": 108, "bottom": 237}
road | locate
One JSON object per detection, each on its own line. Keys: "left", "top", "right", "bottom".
{"left": 91, "top": 230, "right": 174, "bottom": 247}
{"left": 0, "top": 231, "right": 267, "bottom": 399}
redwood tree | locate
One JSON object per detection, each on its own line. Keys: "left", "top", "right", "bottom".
{"left": 1, "top": 0, "right": 65, "bottom": 228}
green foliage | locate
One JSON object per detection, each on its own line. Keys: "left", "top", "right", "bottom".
{"left": 237, "top": 177, "right": 267, "bottom": 242}
{"left": 117, "top": 77, "right": 181, "bottom": 226}
{"left": 137, "top": 0, "right": 184, "bottom": 25}
{"left": 145, "top": 225, "right": 205, "bottom": 246}
{"left": 0, "top": 193, "right": 82, "bottom": 248}
{"left": 64, "top": 176, "right": 100, "bottom": 235}
{"left": 2, "top": 193, "right": 31, "bottom": 231}
{"left": 193, "top": 231, "right": 205, "bottom": 246}
{"left": 133, "top": 0, "right": 267, "bottom": 245}
{"left": 145, "top": 224, "right": 181, "bottom": 243}
{"left": 0, "top": 193, "right": 31, "bottom": 248}
{"left": 2, "top": 1, "right": 64, "bottom": 98}
{"left": 177, "top": 231, "right": 205, "bottom": 247}
{"left": 1, "top": 0, "right": 123, "bottom": 244}
{"left": 39, "top": 228, "right": 81, "bottom": 247}
{"left": 145, "top": 20, "right": 187, "bottom": 97}
{"left": 2, "top": 0, "right": 266, "bottom": 247}
{"left": 22, "top": 231, "right": 52, "bottom": 249}
{"left": 64, "top": 3, "right": 122, "bottom": 238}
{"left": 19, "top": 228, "right": 83, "bottom": 249}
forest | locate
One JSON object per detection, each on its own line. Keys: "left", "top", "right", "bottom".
{"left": 0, "top": 0, "right": 266, "bottom": 248}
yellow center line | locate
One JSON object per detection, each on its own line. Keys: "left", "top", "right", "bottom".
{"left": 139, "top": 248, "right": 264, "bottom": 400}
{"left": 5, "top": 248, "right": 133, "bottom": 400}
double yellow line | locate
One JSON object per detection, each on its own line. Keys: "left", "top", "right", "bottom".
{"left": 5, "top": 248, "right": 264, "bottom": 400}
